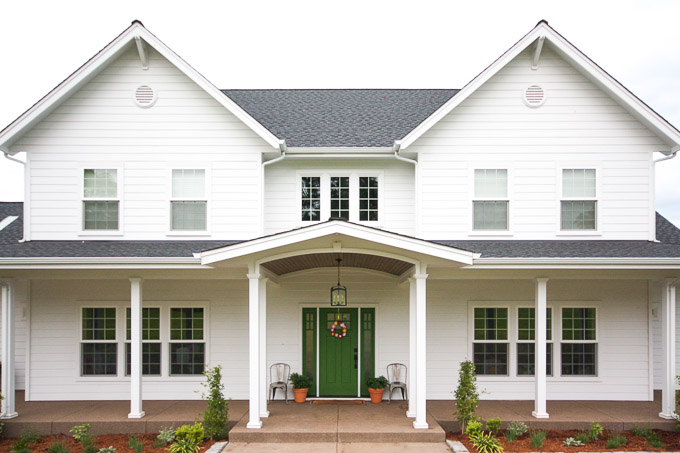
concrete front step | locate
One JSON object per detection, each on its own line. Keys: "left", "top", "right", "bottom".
{"left": 228, "top": 401, "right": 445, "bottom": 443}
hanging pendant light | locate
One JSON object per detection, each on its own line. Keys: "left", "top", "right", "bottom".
{"left": 330, "top": 257, "right": 347, "bottom": 306}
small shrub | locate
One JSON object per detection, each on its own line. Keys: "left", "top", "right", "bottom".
{"left": 48, "top": 442, "right": 71, "bottom": 453}
{"left": 454, "top": 360, "right": 479, "bottom": 433}
{"left": 12, "top": 448, "right": 29, "bottom": 453}
{"left": 646, "top": 431, "right": 663, "bottom": 448}
{"left": 168, "top": 439, "right": 200, "bottom": 453}
{"left": 19, "top": 428, "right": 42, "bottom": 443}
{"left": 175, "top": 423, "right": 204, "bottom": 444}
{"left": 485, "top": 417, "right": 502, "bottom": 435}
{"left": 128, "top": 435, "right": 144, "bottom": 453}
{"left": 202, "top": 365, "right": 229, "bottom": 441}
{"left": 157, "top": 426, "right": 176, "bottom": 444}
{"left": 152, "top": 438, "right": 166, "bottom": 449}
{"left": 84, "top": 444, "right": 98, "bottom": 453}
{"left": 606, "top": 434, "right": 627, "bottom": 449}
{"left": 98, "top": 447, "right": 117, "bottom": 453}
{"left": 12, "top": 429, "right": 42, "bottom": 452}
{"left": 471, "top": 431, "right": 504, "bottom": 453}
{"left": 465, "top": 420, "right": 483, "bottom": 439}
{"left": 289, "top": 372, "right": 312, "bottom": 389}
{"left": 70, "top": 424, "right": 91, "bottom": 442}
{"left": 563, "top": 437, "right": 584, "bottom": 447}
{"left": 576, "top": 432, "right": 591, "bottom": 444}
{"left": 631, "top": 424, "right": 652, "bottom": 437}
{"left": 529, "top": 430, "right": 546, "bottom": 448}
{"left": 504, "top": 421, "right": 528, "bottom": 442}
{"left": 366, "top": 376, "right": 389, "bottom": 389}
{"left": 588, "top": 421, "right": 604, "bottom": 441}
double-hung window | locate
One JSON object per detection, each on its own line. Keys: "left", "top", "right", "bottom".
{"left": 83, "top": 169, "right": 119, "bottom": 230}
{"left": 516, "top": 307, "right": 553, "bottom": 376}
{"left": 301, "top": 177, "right": 321, "bottom": 221}
{"left": 561, "top": 169, "right": 596, "bottom": 230}
{"left": 171, "top": 169, "right": 207, "bottom": 231}
{"left": 472, "top": 307, "right": 508, "bottom": 375}
{"left": 561, "top": 307, "right": 597, "bottom": 376}
{"left": 473, "top": 169, "right": 508, "bottom": 230}
{"left": 330, "top": 176, "right": 350, "bottom": 219}
{"left": 169, "top": 307, "right": 205, "bottom": 375}
{"left": 359, "top": 177, "right": 379, "bottom": 221}
{"left": 125, "top": 307, "right": 161, "bottom": 376}
{"left": 300, "top": 174, "right": 380, "bottom": 223}
{"left": 81, "top": 308, "right": 117, "bottom": 376}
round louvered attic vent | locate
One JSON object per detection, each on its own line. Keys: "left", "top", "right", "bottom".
{"left": 133, "top": 85, "right": 157, "bottom": 108}
{"left": 523, "top": 84, "right": 546, "bottom": 107}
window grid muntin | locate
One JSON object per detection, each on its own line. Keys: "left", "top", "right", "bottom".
{"left": 562, "top": 169, "right": 596, "bottom": 198}
{"left": 517, "top": 343, "right": 553, "bottom": 376}
{"left": 473, "top": 343, "right": 508, "bottom": 376}
{"left": 517, "top": 307, "right": 552, "bottom": 341}
{"left": 83, "top": 201, "right": 119, "bottom": 230}
{"left": 473, "top": 201, "right": 509, "bottom": 230}
{"left": 561, "top": 201, "right": 597, "bottom": 230}
{"left": 330, "top": 176, "right": 350, "bottom": 220}
{"left": 473, "top": 307, "right": 508, "bottom": 341}
{"left": 126, "top": 342, "right": 162, "bottom": 376}
{"left": 170, "top": 343, "right": 205, "bottom": 375}
{"left": 170, "top": 307, "right": 204, "bottom": 341}
{"left": 81, "top": 343, "right": 117, "bottom": 376}
{"left": 126, "top": 307, "right": 161, "bottom": 341}
{"left": 473, "top": 169, "right": 508, "bottom": 230}
{"left": 359, "top": 176, "right": 379, "bottom": 221}
{"left": 82, "top": 307, "right": 116, "bottom": 341}
{"left": 84, "top": 169, "right": 117, "bottom": 198}
{"left": 171, "top": 169, "right": 207, "bottom": 231}
{"left": 83, "top": 169, "right": 119, "bottom": 231}
{"left": 561, "top": 343, "right": 597, "bottom": 376}
{"left": 561, "top": 307, "right": 596, "bottom": 341}
{"left": 561, "top": 168, "right": 597, "bottom": 231}
{"left": 474, "top": 169, "right": 508, "bottom": 198}
{"left": 301, "top": 177, "right": 321, "bottom": 221}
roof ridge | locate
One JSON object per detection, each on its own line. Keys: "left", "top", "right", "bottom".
{"left": 220, "top": 88, "right": 460, "bottom": 92}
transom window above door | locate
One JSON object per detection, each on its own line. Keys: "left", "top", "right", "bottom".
{"left": 299, "top": 173, "right": 382, "bottom": 224}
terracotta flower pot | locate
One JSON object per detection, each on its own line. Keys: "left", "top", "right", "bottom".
{"left": 293, "top": 388, "right": 309, "bottom": 403}
{"left": 368, "top": 388, "right": 385, "bottom": 403}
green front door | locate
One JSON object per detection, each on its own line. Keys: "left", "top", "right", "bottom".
{"left": 319, "top": 308, "right": 358, "bottom": 396}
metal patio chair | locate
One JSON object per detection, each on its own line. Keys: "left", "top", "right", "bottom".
{"left": 386, "top": 363, "right": 407, "bottom": 404}
{"left": 269, "top": 362, "right": 291, "bottom": 404}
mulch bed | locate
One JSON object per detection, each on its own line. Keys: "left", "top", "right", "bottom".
{"left": 447, "top": 429, "right": 680, "bottom": 452}
{"left": 0, "top": 433, "right": 215, "bottom": 453}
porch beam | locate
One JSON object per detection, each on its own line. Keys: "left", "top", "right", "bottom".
{"left": 247, "top": 266, "right": 263, "bottom": 429}
{"left": 407, "top": 276, "right": 416, "bottom": 418}
{"left": 259, "top": 277, "right": 269, "bottom": 417}
{"left": 128, "top": 277, "right": 145, "bottom": 418}
{"left": 659, "top": 278, "right": 677, "bottom": 419}
{"left": 532, "top": 278, "right": 549, "bottom": 419}
{"left": 413, "top": 268, "right": 428, "bottom": 429}
{"left": 0, "top": 278, "right": 17, "bottom": 418}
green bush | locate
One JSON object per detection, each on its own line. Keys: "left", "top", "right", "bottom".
{"left": 84, "top": 444, "right": 98, "bottom": 453}
{"left": 470, "top": 431, "right": 504, "bottom": 453}
{"left": 202, "top": 365, "right": 229, "bottom": 441}
{"left": 128, "top": 435, "right": 144, "bottom": 453}
{"left": 529, "top": 430, "right": 546, "bottom": 448}
{"left": 70, "top": 424, "right": 91, "bottom": 442}
{"left": 485, "top": 417, "right": 502, "bottom": 435}
{"left": 563, "top": 437, "right": 584, "bottom": 447}
{"left": 168, "top": 439, "right": 200, "bottom": 453}
{"left": 157, "top": 426, "right": 176, "bottom": 444}
{"left": 175, "top": 423, "right": 204, "bottom": 444}
{"left": 504, "top": 421, "right": 528, "bottom": 442}
{"left": 606, "top": 434, "right": 626, "bottom": 449}
{"left": 366, "top": 376, "right": 389, "bottom": 389}
{"left": 588, "top": 421, "right": 603, "bottom": 441}
{"left": 576, "top": 432, "right": 591, "bottom": 444}
{"left": 289, "top": 372, "right": 312, "bottom": 389}
{"left": 12, "top": 429, "right": 42, "bottom": 452}
{"left": 454, "top": 360, "right": 479, "bottom": 433}
{"left": 631, "top": 424, "right": 652, "bottom": 437}
{"left": 48, "top": 442, "right": 71, "bottom": 453}
{"left": 646, "top": 431, "right": 663, "bottom": 448}
{"left": 465, "top": 420, "right": 483, "bottom": 439}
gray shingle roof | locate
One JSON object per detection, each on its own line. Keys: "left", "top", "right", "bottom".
{"left": 221, "top": 89, "right": 459, "bottom": 148}
{"left": 2, "top": 203, "right": 680, "bottom": 260}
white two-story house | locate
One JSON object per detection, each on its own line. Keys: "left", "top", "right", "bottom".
{"left": 0, "top": 20, "right": 679, "bottom": 430}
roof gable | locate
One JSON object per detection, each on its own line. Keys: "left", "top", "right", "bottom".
{"left": 0, "top": 22, "right": 283, "bottom": 152}
{"left": 398, "top": 21, "right": 680, "bottom": 152}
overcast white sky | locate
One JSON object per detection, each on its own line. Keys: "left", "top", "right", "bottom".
{"left": 1, "top": 0, "right": 679, "bottom": 226}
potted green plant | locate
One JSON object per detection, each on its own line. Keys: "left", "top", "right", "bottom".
{"left": 289, "top": 372, "right": 312, "bottom": 403}
{"left": 366, "top": 376, "right": 389, "bottom": 403}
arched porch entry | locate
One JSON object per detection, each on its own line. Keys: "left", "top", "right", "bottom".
{"left": 198, "top": 220, "right": 475, "bottom": 431}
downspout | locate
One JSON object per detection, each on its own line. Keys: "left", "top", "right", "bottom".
{"left": 392, "top": 140, "right": 421, "bottom": 237}
{"left": 259, "top": 140, "right": 287, "bottom": 235}
{"left": 1, "top": 149, "right": 27, "bottom": 242}
{"left": 651, "top": 146, "right": 680, "bottom": 241}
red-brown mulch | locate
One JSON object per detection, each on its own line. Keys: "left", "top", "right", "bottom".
{"left": 0, "top": 433, "right": 215, "bottom": 453}
{"left": 447, "top": 429, "right": 680, "bottom": 452}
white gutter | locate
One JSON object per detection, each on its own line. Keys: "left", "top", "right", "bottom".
{"left": 654, "top": 145, "right": 680, "bottom": 164}
{"left": 2, "top": 150, "right": 24, "bottom": 166}
{"left": 392, "top": 140, "right": 420, "bottom": 236}
{"left": 1, "top": 150, "right": 27, "bottom": 242}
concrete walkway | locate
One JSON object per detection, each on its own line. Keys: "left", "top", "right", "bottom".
{"left": 223, "top": 442, "right": 453, "bottom": 452}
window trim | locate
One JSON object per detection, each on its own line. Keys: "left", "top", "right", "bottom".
{"left": 297, "top": 171, "right": 385, "bottom": 226}
{"left": 168, "top": 306, "right": 207, "bottom": 376}
{"left": 79, "top": 306, "right": 118, "bottom": 377}
{"left": 515, "top": 305, "right": 553, "bottom": 377}
{"left": 79, "top": 166, "right": 124, "bottom": 237}
{"left": 468, "top": 167, "right": 513, "bottom": 237}
{"left": 557, "top": 166, "right": 601, "bottom": 236}
{"left": 469, "top": 304, "right": 510, "bottom": 376}
{"left": 167, "top": 167, "right": 211, "bottom": 237}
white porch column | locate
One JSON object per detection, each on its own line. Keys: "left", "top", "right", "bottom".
{"left": 0, "top": 279, "right": 17, "bottom": 419}
{"left": 247, "top": 266, "right": 263, "bottom": 428}
{"left": 413, "top": 268, "right": 428, "bottom": 429}
{"left": 128, "top": 278, "right": 145, "bottom": 418}
{"left": 532, "top": 278, "right": 549, "bottom": 419}
{"left": 659, "top": 279, "right": 677, "bottom": 419}
{"left": 259, "top": 277, "right": 269, "bottom": 418}
{"left": 407, "top": 277, "right": 417, "bottom": 418}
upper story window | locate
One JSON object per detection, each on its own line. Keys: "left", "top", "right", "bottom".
{"left": 300, "top": 173, "right": 381, "bottom": 224}
{"left": 171, "top": 169, "right": 207, "bottom": 231}
{"left": 473, "top": 169, "right": 508, "bottom": 230}
{"left": 561, "top": 169, "right": 596, "bottom": 230}
{"left": 83, "top": 169, "right": 119, "bottom": 230}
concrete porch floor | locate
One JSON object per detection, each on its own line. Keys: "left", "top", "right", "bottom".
{"left": 1, "top": 391, "right": 676, "bottom": 441}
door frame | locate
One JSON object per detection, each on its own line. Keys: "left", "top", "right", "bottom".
{"left": 299, "top": 303, "right": 379, "bottom": 398}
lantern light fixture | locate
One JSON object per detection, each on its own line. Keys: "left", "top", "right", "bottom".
{"left": 330, "top": 257, "right": 347, "bottom": 306}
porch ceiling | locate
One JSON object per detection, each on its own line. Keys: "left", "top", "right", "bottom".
{"left": 261, "top": 252, "right": 413, "bottom": 276}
